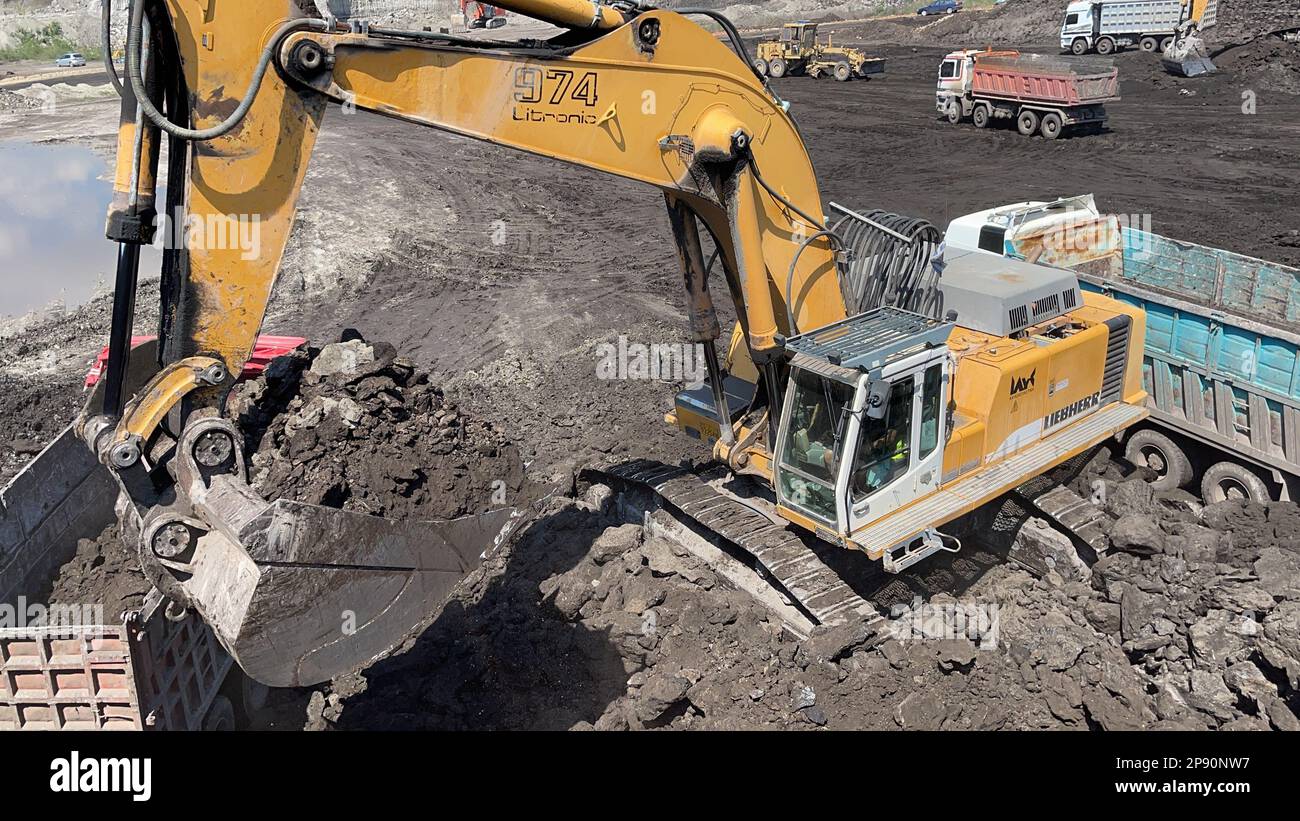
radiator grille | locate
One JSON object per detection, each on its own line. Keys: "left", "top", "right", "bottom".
{"left": 1101, "top": 315, "right": 1131, "bottom": 405}
{"left": 1008, "top": 304, "right": 1029, "bottom": 331}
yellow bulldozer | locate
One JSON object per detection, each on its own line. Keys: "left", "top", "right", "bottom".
{"left": 754, "top": 21, "right": 886, "bottom": 81}
{"left": 7, "top": 0, "right": 1150, "bottom": 688}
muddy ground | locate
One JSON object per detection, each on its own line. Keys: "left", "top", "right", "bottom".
{"left": 2, "top": 2, "right": 1299, "bottom": 729}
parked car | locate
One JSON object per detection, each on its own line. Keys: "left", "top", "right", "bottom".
{"left": 55, "top": 53, "right": 86, "bottom": 67}
{"left": 918, "top": 1, "right": 961, "bottom": 14}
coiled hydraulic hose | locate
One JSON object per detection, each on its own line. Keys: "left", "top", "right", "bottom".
{"left": 832, "top": 206, "right": 943, "bottom": 320}
{"left": 124, "top": 0, "right": 329, "bottom": 141}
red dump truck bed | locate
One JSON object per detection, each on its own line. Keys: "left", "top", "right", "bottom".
{"left": 972, "top": 54, "right": 1120, "bottom": 107}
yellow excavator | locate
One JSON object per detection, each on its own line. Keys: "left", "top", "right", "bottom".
{"left": 73, "top": 0, "right": 1148, "bottom": 686}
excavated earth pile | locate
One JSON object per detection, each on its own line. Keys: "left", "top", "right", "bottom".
{"left": 308, "top": 456, "right": 1300, "bottom": 731}
{"left": 228, "top": 335, "right": 529, "bottom": 520}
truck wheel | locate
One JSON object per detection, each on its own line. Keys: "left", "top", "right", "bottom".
{"left": 1071, "top": 38, "right": 1089, "bottom": 55}
{"left": 1096, "top": 37, "right": 1115, "bottom": 56}
{"left": 1202, "top": 461, "right": 1273, "bottom": 504}
{"left": 834, "top": 63, "right": 852, "bottom": 81}
{"left": 202, "top": 695, "right": 237, "bottom": 731}
{"left": 1160, "top": 37, "right": 1174, "bottom": 52}
{"left": 1040, "top": 112, "right": 1064, "bottom": 140}
{"left": 1016, "top": 109, "right": 1039, "bottom": 136}
{"left": 769, "top": 58, "right": 787, "bottom": 78}
{"left": 1124, "top": 429, "right": 1192, "bottom": 491}
{"left": 753, "top": 58, "right": 769, "bottom": 77}
{"left": 972, "top": 104, "right": 990, "bottom": 128}
{"left": 1140, "top": 37, "right": 1158, "bottom": 53}
{"left": 946, "top": 101, "right": 963, "bottom": 124}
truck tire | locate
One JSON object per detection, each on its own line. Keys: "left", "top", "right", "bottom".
{"left": 753, "top": 58, "right": 768, "bottom": 77}
{"left": 1124, "top": 429, "right": 1193, "bottom": 491}
{"left": 946, "top": 100, "right": 963, "bottom": 124}
{"left": 202, "top": 695, "right": 237, "bottom": 731}
{"left": 1071, "top": 38, "right": 1089, "bottom": 55}
{"left": 1040, "top": 112, "right": 1064, "bottom": 140}
{"left": 1140, "top": 37, "right": 1158, "bottom": 52}
{"left": 972, "top": 104, "right": 990, "bottom": 128}
{"left": 1202, "top": 461, "right": 1273, "bottom": 504}
{"left": 1016, "top": 109, "right": 1039, "bottom": 136}
{"left": 769, "top": 58, "right": 787, "bottom": 78}
{"left": 1096, "top": 37, "right": 1115, "bottom": 55}
{"left": 834, "top": 62, "right": 851, "bottom": 81}
{"left": 1160, "top": 36, "right": 1174, "bottom": 52}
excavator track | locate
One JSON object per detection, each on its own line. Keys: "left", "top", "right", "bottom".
{"left": 598, "top": 459, "right": 880, "bottom": 632}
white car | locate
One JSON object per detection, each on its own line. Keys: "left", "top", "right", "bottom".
{"left": 55, "top": 53, "right": 86, "bottom": 68}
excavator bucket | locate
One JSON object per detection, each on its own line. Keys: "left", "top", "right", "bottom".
{"left": 1162, "top": 31, "right": 1218, "bottom": 77}
{"left": 174, "top": 496, "right": 527, "bottom": 687}
{"left": 1162, "top": 55, "right": 1217, "bottom": 77}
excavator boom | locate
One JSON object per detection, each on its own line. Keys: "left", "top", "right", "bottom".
{"left": 81, "top": 0, "right": 853, "bottom": 686}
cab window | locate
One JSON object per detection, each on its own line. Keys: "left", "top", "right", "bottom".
{"left": 919, "top": 364, "right": 943, "bottom": 460}
{"left": 778, "top": 370, "right": 854, "bottom": 523}
{"left": 852, "top": 376, "right": 914, "bottom": 500}
{"left": 1066, "top": 13, "right": 1079, "bottom": 24}
{"left": 940, "top": 60, "right": 960, "bottom": 79}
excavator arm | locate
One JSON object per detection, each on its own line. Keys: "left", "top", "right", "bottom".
{"left": 83, "top": 0, "right": 852, "bottom": 686}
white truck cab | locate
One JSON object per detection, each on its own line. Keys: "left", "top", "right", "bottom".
{"left": 1059, "top": 1, "right": 1096, "bottom": 52}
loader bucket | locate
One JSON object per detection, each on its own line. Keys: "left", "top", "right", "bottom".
{"left": 178, "top": 494, "right": 528, "bottom": 687}
{"left": 1162, "top": 55, "right": 1217, "bottom": 77}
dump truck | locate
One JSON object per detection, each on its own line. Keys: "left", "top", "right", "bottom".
{"left": 937, "top": 50, "right": 1119, "bottom": 139}
{"left": 947, "top": 195, "right": 1300, "bottom": 503}
{"left": 753, "top": 21, "right": 885, "bottom": 81}
{"left": 1060, "top": 0, "right": 1219, "bottom": 55}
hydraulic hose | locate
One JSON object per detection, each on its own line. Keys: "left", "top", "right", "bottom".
{"left": 102, "top": 0, "right": 124, "bottom": 96}
{"left": 125, "top": 0, "right": 329, "bottom": 141}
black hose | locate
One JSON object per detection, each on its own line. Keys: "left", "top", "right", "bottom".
{"left": 125, "top": 0, "right": 328, "bottom": 141}
{"left": 102, "top": 0, "right": 123, "bottom": 96}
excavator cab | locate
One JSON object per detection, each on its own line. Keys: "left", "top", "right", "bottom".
{"left": 773, "top": 308, "right": 954, "bottom": 551}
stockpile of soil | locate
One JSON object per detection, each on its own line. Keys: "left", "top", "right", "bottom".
{"left": 0, "top": 88, "right": 39, "bottom": 113}
{"left": 1216, "top": 0, "right": 1300, "bottom": 44}
{"left": 228, "top": 334, "right": 530, "bottom": 520}
{"left": 313, "top": 460, "right": 1300, "bottom": 731}
{"left": 1214, "top": 33, "right": 1300, "bottom": 95}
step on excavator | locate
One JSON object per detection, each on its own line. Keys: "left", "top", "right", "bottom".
{"left": 14, "top": 0, "right": 1148, "bottom": 686}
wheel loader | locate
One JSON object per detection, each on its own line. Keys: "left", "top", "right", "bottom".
{"left": 753, "top": 21, "right": 885, "bottom": 81}
{"left": 9, "top": 0, "right": 1147, "bottom": 688}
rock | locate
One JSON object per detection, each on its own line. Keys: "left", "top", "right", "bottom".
{"left": 635, "top": 673, "right": 691, "bottom": 724}
{"left": 1223, "top": 661, "right": 1276, "bottom": 707}
{"left": 1262, "top": 697, "right": 1300, "bottom": 731}
{"left": 1189, "top": 610, "right": 1248, "bottom": 669}
{"left": 1010, "top": 518, "right": 1090, "bottom": 582}
{"left": 1259, "top": 601, "right": 1300, "bottom": 688}
{"left": 935, "top": 639, "right": 978, "bottom": 673}
{"left": 1187, "top": 670, "right": 1236, "bottom": 720}
{"left": 1254, "top": 547, "right": 1300, "bottom": 599}
{"left": 1172, "top": 523, "right": 1223, "bottom": 563}
{"left": 591, "top": 523, "right": 642, "bottom": 565}
{"left": 803, "top": 705, "right": 828, "bottom": 726}
{"left": 791, "top": 684, "right": 816, "bottom": 711}
{"left": 894, "top": 690, "right": 946, "bottom": 729}
{"left": 1106, "top": 478, "right": 1157, "bottom": 517}
{"left": 1120, "top": 585, "right": 1156, "bottom": 642}
{"left": 1085, "top": 600, "right": 1122, "bottom": 634}
{"left": 551, "top": 569, "right": 595, "bottom": 620}
{"left": 310, "top": 339, "right": 378, "bottom": 378}
{"left": 1110, "top": 515, "right": 1165, "bottom": 555}
{"left": 798, "top": 621, "right": 881, "bottom": 667}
